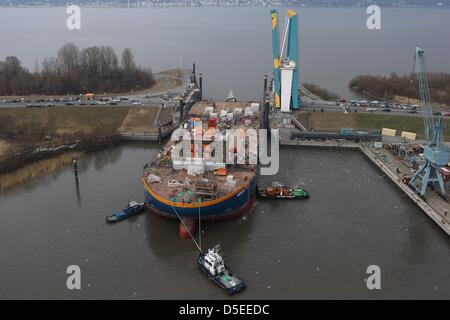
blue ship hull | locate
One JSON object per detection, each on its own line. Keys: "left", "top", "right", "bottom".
{"left": 143, "top": 176, "right": 257, "bottom": 220}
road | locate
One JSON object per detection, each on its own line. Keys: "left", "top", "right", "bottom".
{"left": 0, "top": 69, "right": 191, "bottom": 109}
{"left": 300, "top": 103, "right": 425, "bottom": 117}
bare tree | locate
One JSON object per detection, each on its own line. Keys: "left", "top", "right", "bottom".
{"left": 0, "top": 43, "right": 155, "bottom": 95}
{"left": 121, "top": 48, "right": 136, "bottom": 74}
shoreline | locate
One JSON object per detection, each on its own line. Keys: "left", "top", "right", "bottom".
{"left": 0, "top": 151, "right": 81, "bottom": 192}
{"left": 0, "top": 135, "right": 124, "bottom": 191}
{"left": 0, "top": 67, "right": 191, "bottom": 190}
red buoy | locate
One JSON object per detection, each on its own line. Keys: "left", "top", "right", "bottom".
{"left": 179, "top": 218, "right": 197, "bottom": 239}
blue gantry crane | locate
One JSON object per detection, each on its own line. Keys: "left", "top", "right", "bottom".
{"left": 409, "top": 47, "right": 450, "bottom": 198}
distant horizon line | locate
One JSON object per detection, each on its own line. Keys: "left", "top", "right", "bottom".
{"left": 1, "top": 3, "right": 450, "bottom": 9}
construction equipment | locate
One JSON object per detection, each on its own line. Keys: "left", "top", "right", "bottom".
{"left": 409, "top": 47, "right": 450, "bottom": 198}
{"left": 271, "top": 9, "right": 300, "bottom": 112}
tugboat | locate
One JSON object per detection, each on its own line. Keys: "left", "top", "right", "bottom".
{"left": 257, "top": 181, "right": 309, "bottom": 200}
{"left": 198, "top": 245, "right": 246, "bottom": 295}
{"left": 106, "top": 201, "right": 146, "bottom": 223}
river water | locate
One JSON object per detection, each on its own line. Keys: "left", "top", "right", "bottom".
{"left": 0, "top": 7, "right": 450, "bottom": 99}
{"left": 0, "top": 143, "right": 449, "bottom": 299}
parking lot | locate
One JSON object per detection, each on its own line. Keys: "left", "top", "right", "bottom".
{"left": 0, "top": 92, "right": 180, "bottom": 109}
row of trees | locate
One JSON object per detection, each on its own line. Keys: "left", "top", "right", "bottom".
{"left": 349, "top": 72, "right": 450, "bottom": 105}
{"left": 303, "top": 82, "right": 339, "bottom": 100}
{"left": 0, "top": 43, "right": 155, "bottom": 96}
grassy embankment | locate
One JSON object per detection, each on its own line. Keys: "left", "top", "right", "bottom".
{"left": 302, "top": 83, "right": 340, "bottom": 100}
{"left": 0, "top": 67, "right": 185, "bottom": 190}
{"left": 102, "top": 68, "right": 184, "bottom": 96}
{"left": 0, "top": 105, "right": 173, "bottom": 190}
{"left": 295, "top": 111, "right": 450, "bottom": 140}
{"left": 0, "top": 106, "right": 130, "bottom": 190}
{"left": 1, "top": 106, "right": 130, "bottom": 136}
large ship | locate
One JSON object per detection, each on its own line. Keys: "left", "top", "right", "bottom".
{"left": 142, "top": 100, "right": 260, "bottom": 222}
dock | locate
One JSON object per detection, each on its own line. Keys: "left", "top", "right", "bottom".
{"left": 360, "top": 143, "right": 450, "bottom": 235}
{"left": 118, "top": 67, "right": 201, "bottom": 142}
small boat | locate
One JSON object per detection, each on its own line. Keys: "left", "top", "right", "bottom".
{"left": 198, "top": 245, "right": 246, "bottom": 295}
{"left": 106, "top": 201, "right": 145, "bottom": 223}
{"left": 257, "top": 181, "right": 309, "bottom": 200}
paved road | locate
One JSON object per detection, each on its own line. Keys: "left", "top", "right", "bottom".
{"left": 0, "top": 69, "right": 190, "bottom": 109}
{"left": 300, "top": 103, "right": 426, "bottom": 117}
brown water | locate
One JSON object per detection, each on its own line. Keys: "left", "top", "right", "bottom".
{"left": 0, "top": 143, "right": 449, "bottom": 299}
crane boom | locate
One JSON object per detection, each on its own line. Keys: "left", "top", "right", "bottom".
{"left": 409, "top": 47, "right": 450, "bottom": 198}
{"left": 415, "top": 47, "right": 437, "bottom": 145}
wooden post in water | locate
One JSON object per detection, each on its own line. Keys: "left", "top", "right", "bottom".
{"left": 158, "top": 122, "right": 162, "bottom": 145}
{"left": 73, "top": 159, "right": 79, "bottom": 183}
{"left": 73, "top": 159, "right": 81, "bottom": 203}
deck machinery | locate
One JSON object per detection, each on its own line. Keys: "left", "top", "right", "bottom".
{"left": 409, "top": 47, "right": 450, "bottom": 198}
{"left": 271, "top": 9, "right": 300, "bottom": 112}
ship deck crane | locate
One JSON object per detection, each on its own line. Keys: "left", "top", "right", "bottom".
{"left": 409, "top": 47, "right": 450, "bottom": 198}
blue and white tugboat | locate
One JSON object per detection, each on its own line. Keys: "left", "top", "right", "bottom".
{"left": 198, "top": 245, "right": 246, "bottom": 295}
{"left": 106, "top": 201, "right": 145, "bottom": 223}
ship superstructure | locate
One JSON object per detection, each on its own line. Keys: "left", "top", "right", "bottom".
{"left": 142, "top": 101, "right": 261, "bottom": 221}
